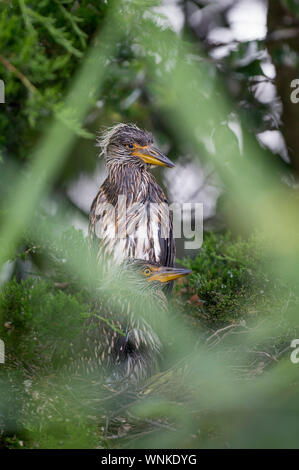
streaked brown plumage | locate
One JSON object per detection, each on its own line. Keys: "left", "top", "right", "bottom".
{"left": 70, "top": 261, "right": 191, "bottom": 384}
{"left": 89, "top": 123, "right": 175, "bottom": 269}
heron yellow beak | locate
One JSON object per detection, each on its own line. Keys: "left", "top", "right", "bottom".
{"left": 148, "top": 266, "right": 191, "bottom": 283}
{"left": 132, "top": 145, "right": 175, "bottom": 168}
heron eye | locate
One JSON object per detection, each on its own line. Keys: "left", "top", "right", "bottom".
{"left": 127, "top": 143, "right": 134, "bottom": 149}
{"left": 143, "top": 268, "right": 151, "bottom": 276}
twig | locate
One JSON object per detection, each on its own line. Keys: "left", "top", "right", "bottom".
{"left": 145, "top": 418, "right": 176, "bottom": 432}
{"left": 188, "top": 169, "right": 216, "bottom": 201}
{"left": 266, "top": 28, "right": 299, "bottom": 42}
{"left": 206, "top": 324, "right": 237, "bottom": 343}
{"left": 0, "top": 54, "right": 37, "bottom": 94}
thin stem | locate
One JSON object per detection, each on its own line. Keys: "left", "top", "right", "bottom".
{"left": 0, "top": 54, "right": 37, "bottom": 94}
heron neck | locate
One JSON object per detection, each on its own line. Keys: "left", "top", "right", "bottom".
{"left": 108, "top": 162, "right": 154, "bottom": 198}
{"left": 113, "top": 287, "right": 168, "bottom": 323}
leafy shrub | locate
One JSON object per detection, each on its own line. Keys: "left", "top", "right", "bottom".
{"left": 178, "top": 232, "right": 291, "bottom": 324}
{"left": 0, "top": 277, "right": 90, "bottom": 370}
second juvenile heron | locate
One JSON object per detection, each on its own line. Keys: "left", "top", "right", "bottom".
{"left": 72, "top": 261, "right": 191, "bottom": 384}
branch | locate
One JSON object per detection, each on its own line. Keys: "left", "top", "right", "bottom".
{"left": 0, "top": 54, "right": 37, "bottom": 94}
{"left": 266, "top": 28, "right": 299, "bottom": 42}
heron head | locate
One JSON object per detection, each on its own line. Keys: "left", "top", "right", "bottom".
{"left": 126, "top": 259, "right": 191, "bottom": 288}
{"left": 141, "top": 262, "right": 191, "bottom": 284}
{"left": 98, "top": 123, "right": 175, "bottom": 169}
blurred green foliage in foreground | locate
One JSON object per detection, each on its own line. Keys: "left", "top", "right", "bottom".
{"left": 1, "top": 229, "right": 298, "bottom": 449}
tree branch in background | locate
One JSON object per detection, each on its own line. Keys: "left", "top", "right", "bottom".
{"left": 0, "top": 54, "right": 37, "bottom": 94}
{"left": 267, "top": 0, "right": 299, "bottom": 176}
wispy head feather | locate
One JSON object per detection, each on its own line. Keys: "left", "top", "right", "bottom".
{"left": 96, "top": 123, "right": 141, "bottom": 157}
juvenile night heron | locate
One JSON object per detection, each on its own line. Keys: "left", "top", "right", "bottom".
{"left": 72, "top": 261, "right": 190, "bottom": 384}
{"left": 89, "top": 123, "right": 175, "bottom": 269}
